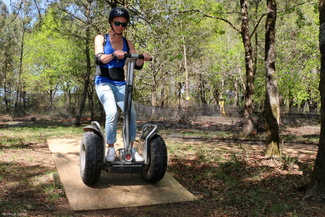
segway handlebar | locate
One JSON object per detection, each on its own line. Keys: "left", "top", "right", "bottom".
{"left": 124, "top": 54, "right": 152, "bottom": 61}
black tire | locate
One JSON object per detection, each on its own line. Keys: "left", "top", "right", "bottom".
{"left": 79, "top": 131, "right": 104, "bottom": 186}
{"left": 142, "top": 135, "right": 167, "bottom": 183}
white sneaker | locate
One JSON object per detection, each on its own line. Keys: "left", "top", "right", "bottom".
{"left": 106, "top": 147, "right": 115, "bottom": 162}
{"left": 132, "top": 148, "right": 144, "bottom": 162}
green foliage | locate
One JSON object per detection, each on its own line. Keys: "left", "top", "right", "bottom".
{"left": 0, "top": 0, "right": 321, "bottom": 116}
{"left": 23, "top": 7, "right": 80, "bottom": 94}
{"left": 276, "top": 3, "right": 319, "bottom": 108}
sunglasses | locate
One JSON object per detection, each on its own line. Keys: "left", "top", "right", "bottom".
{"left": 113, "top": 21, "right": 127, "bottom": 27}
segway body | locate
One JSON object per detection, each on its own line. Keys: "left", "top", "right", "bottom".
{"left": 79, "top": 54, "right": 167, "bottom": 186}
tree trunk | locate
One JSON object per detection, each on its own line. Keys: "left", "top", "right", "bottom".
{"left": 240, "top": 0, "right": 255, "bottom": 135}
{"left": 15, "top": 26, "right": 25, "bottom": 112}
{"left": 151, "top": 70, "right": 157, "bottom": 120}
{"left": 3, "top": 71, "right": 10, "bottom": 112}
{"left": 265, "top": 0, "right": 280, "bottom": 157}
{"left": 88, "top": 85, "right": 95, "bottom": 120}
{"left": 199, "top": 73, "right": 207, "bottom": 104}
{"left": 183, "top": 39, "right": 189, "bottom": 121}
{"left": 219, "top": 78, "right": 227, "bottom": 117}
{"left": 74, "top": 2, "right": 92, "bottom": 126}
{"left": 304, "top": 0, "right": 325, "bottom": 201}
{"left": 234, "top": 78, "right": 239, "bottom": 107}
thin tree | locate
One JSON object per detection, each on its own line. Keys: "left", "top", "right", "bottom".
{"left": 304, "top": 0, "right": 325, "bottom": 201}
{"left": 265, "top": 0, "right": 280, "bottom": 157}
{"left": 240, "top": 0, "right": 255, "bottom": 135}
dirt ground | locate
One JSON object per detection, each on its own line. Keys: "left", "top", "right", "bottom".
{"left": 0, "top": 115, "right": 324, "bottom": 216}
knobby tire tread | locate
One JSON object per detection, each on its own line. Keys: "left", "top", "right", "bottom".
{"left": 80, "top": 131, "right": 103, "bottom": 186}
{"left": 142, "top": 135, "right": 167, "bottom": 183}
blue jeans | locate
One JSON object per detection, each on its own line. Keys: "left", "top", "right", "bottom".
{"left": 95, "top": 82, "right": 137, "bottom": 144}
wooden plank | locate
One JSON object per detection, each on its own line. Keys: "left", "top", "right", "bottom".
{"left": 47, "top": 139, "right": 196, "bottom": 211}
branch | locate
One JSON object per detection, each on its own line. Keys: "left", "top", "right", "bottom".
{"left": 250, "top": 12, "right": 268, "bottom": 38}
{"left": 180, "top": 9, "right": 241, "bottom": 33}
{"left": 59, "top": 7, "right": 87, "bottom": 25}
{"left": 278, "top": 1, "right": 318, "bottom": 14}
{"left": 8, "top": 0, "right": 24, "bottom": 25}
{"left": 32, "top": 0, "right": 42, "bottom": 24}
{"left": 182, "top": 9, "right": 268, "bottom": 39}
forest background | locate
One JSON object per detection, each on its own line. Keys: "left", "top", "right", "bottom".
{"left": 0, "top": 0, "right": 319, "bottom": 128}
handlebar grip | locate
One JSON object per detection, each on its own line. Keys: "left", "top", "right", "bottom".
{"left": 138, "top": 55, "right": 153, "bottom": 61}
{"left": 125, "top": 54, "right": 152, "bottom": 61}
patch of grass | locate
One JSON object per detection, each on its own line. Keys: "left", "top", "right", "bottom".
{"left": 165, "top": 128, "right": 234, "bottom": 140}
{"left": 180, "top": 130, "right": 227, "bottom": 138}
{"left": 282, "top": 134, "right": 319, "bottom": 144}
{"left": 167, "top": 141, "right": 185, "bottom": 155}
{"left": 303, "top": 134, "right": 319, "bottom": 143}
{"left": 0, "top": 125, "right": 83, "bottom": 149}
{"left": 44, "top": 184, "right": 65, "bottom": 202}
{"left": 196, "top": 148, "right": 225, "bottom": 163}
{"left": 0, "top": 137, "right": 26, "bottom": 149}
{"left": 281, "top": 134, "right": 297, "bottom": 141}
{"left": 281, "top": 155, "right": 298, "bottom": 168}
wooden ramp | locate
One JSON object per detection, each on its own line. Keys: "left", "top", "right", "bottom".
{"left": 47, "top": 139, "right": 196, "bottom": 211}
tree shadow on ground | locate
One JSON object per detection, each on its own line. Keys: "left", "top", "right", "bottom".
{"left": 166, "top": 151, "right": 319, "bottom": 216}
{"left": 0, "top": 161, "right": 67, "bottom": 216}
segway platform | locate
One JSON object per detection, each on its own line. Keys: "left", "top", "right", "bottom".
{"left": 102, "top": 156, "right": 144, "bottom": 174}
{"left": 47, "top": 138, "right": 196, "bottom": 211}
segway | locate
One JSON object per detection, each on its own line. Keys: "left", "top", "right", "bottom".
{"left": 79, "top": 54, "right": 167, "bottom": 186}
